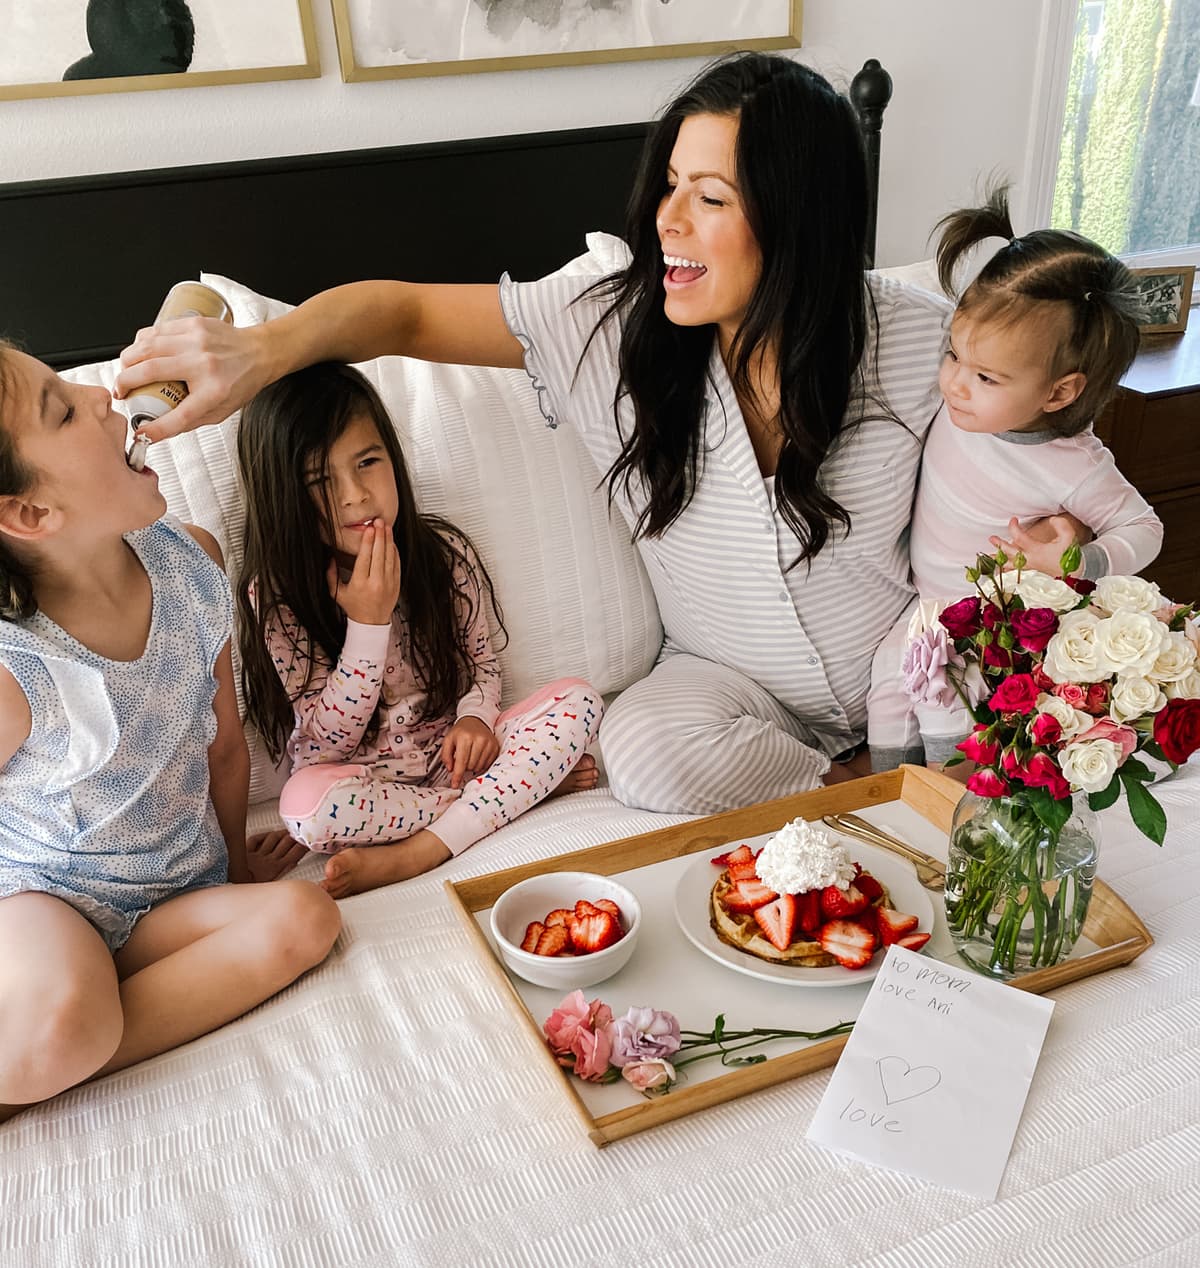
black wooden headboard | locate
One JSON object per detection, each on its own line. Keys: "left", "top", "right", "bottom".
{"left": 0, "top": 61, "right": 890, "bottom": 370}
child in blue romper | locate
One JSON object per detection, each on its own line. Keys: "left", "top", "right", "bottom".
{"left": 0, "top": 344, "right": 340, "bottom": 1123}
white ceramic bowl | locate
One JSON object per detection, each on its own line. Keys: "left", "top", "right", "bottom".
{"left": 489, "top": 871, "right": 642, "bottom": 990}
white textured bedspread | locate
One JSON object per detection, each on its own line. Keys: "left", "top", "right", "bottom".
{"left": 4, "top": 768, "right": 1199, "bottom": 1268}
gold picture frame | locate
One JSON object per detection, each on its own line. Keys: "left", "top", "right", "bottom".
{"left": 0, "top": 2, "right": 320, "bottom": 102}
{"left": 1130, "top": 265, "right": 1195, "bottom": 335}
{"left": 330, "top": 0, "right": 802, "bottom": 82}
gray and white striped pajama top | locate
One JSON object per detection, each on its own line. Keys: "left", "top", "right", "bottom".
{"left": 499, "top": 271, "right": 950, "bottom": 814}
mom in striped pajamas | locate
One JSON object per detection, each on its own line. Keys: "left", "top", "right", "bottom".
{"left": 119, "top": 53, "right": 1031, "bottom": 816}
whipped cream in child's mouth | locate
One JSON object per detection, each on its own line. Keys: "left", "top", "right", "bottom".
{"left": 755, "top": 819, "right": 856, "bottom": 895}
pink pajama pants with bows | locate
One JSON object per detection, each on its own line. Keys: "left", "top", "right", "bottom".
{"left": 278, "top": 678, "right": 603, "bottom": 857}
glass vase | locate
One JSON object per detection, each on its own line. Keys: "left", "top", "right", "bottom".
{"left": 944, "top": 789, "right": 1099, "bottom": 979}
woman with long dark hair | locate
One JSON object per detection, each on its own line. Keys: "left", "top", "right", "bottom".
{"left": 117, "top": 52, "right": 950, "bottom": 815}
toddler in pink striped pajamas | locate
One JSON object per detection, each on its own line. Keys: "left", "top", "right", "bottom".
{"left": 236, "top": 363, "right": 602, "bottom": 897}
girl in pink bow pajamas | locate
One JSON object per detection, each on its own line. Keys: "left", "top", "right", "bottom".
{"left": 237, "top": 363, "right": 602, "bottom": 897}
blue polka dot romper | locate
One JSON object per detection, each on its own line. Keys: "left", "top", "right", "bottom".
{"left": 0, "top": 517, "right": 232, "bottom": 951}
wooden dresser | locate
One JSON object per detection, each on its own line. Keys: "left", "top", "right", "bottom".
{"left": 1094, "top": 320, "right": 1200, "bottom": 603}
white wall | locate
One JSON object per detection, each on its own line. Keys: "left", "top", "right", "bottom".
{"left": 0, "top": 1, "right": 1048, "bottom": 268}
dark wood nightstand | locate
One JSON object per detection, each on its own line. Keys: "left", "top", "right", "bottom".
{"left": 1094, "top": 319, "right": 1200, "bottom": 602}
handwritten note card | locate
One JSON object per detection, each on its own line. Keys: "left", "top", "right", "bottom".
{"left": 806, "top": 946, "right": 1055, "bottom": 1199}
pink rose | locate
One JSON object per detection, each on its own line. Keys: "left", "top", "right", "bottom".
{"left": 967, "top": 768, "right": 1010, "bottom": 797}
{"left": 1032, "top": 664, "right": 1057, "bottom": 692}
{"left": 544, "top": 991, "right": 614, "bottom": 1058}
{"left": 607, "top": 1006, "right": 682, "bottom": 1067}
{"left": 1029, "top": 712, "right": 1062, "bottom": 746}
{"left": 1053, "top": 682, "right": 1088, "bottom": 709}
{"left": 940, "top": 596, "right": 983, "bottom": 640}
{"left": 903, "top": 625, "right": 963, "bottom": 709}
{"left": 1023, "top": 751, "right": 1071, "bottom": 799}
{"left": 989, "top": 673, "right": 1039, "bottom": 715}
{"left": 621, "top": 1059, "right": 676, "bottom": 1094}
{"left": 1010, "top": 606, "right": 1059, "bottom": 653}
{"left": 957, "top": 725, "right": 1000, "bottom": 765}
{"left": 570, "top": 1023, "right": 614, "bottom": 1082}
{"left": 1001, "top": 748, "right": 1026, "bottom": 779}
{"left": 1084, "top": 683, "right": 1110, "bottom": 715}
{"left": 1077, "top": 717, "right": 1138, "bottom": 762}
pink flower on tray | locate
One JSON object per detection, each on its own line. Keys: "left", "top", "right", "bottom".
{"left": 607, "top": 1006, "right": 682, "bottom": 1067}
{"left": 988, "top": 673, "right": 1039, "bottom": 715}
{"left": 544, "top": 990, "right": 613, "bottom": 1058}
{"left": 1077, "top": 717, "right": 1138, "bottom": 762}
{"left": 621, "top": 1058, "right": 676, "bottom": 1094}
{"left": 570, "top": 1023, "right": 614, "bottom": 1082}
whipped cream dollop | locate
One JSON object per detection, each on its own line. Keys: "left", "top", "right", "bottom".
{"left": 755, "top": 818, "right": 856, "bottom": 896}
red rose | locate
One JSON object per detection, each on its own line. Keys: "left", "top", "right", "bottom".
{"left": 1153, "top": 698, "right": 1200, "bottom": 764}
{"left": 1064, "top": 576, "right": 1097, "bottom": 595}
{"left": 983, "top": 643, "right": 1015, "bottom": 669}
{"left": 1084, "top": 682, "right": 1110, "bottom": 715}
{"left": 989, "top": 673, "right": 1039, "bottom": 715}
{"left": 1024, "top": 752, "right": 1071, "bottom": 799}
{"left": 981, "top": 603, "right": 1004, "bottom": 631}
{"left": 967, "top": 768, "right": 1010, "bottom": 797}
{"left": 1010, "top": 606, "right": 1059, "bottom": 653}
{"left": 1029, "top": 712, "right": 1062, "bottom": 746}
{"left": 1032, "top": 664, "right": 1056, "bottom": 692}
{"left": 1000, "top": 747, "right": 1026, "bottom": 779}
{"left": 940, "top": 596, "right": 982, "bottom": 640}
{"left": 957, "top": 725, "right": 999, "bottom": 765}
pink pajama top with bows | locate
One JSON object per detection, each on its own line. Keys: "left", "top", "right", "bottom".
{"left": 265, "top": 542, "right": 500, "bottom": 778}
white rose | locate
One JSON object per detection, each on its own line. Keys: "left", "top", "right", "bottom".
{"left": 1091, "top": 574, "right": 1165, "bottom": 616}
{"left": 1165, "top": 668, "right": 1200, "bottom": 700}
{"left": 1043, "top": 610, "right": 1109, "bottom": 684}
{"left": 1093, "top": 611, "right": 1171, "bottom": 677}
{"left": 1149, "top": 630, "right": 1198, "bottom": 683}
{"left": 1035, "top": 693, "right": 1094, "bottom": 741}
{"left": 1108, "top": 675, "right": 1166, "bottom": 724}
{"left": 1060, "top": 737, "right": 1122, "bottom": 794}
{"left": 1013, "top": 570, "right": 1081, "bottom": 614}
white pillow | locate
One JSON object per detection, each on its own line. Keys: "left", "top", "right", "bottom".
{"left": 62, "top": 243, "right": 662, "bottom": 805}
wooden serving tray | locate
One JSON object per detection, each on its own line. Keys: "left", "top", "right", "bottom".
{"left": 444, "top": 765, "right": 1153, "bottom": 1146}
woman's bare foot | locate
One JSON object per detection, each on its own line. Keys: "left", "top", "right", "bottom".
{"left": 321, "top": 829, "right": 452, "bottom": 899}
{"left": 246, "top": 829, "right": 309, "bottom": 882}
{"left": 547, "top": 753, "right": 599, "bottom": 800}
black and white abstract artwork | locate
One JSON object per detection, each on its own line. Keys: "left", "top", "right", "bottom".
{"left": 335, "top": 0, "right": 799, "bottom": 77}
{"left": 1, "top": 0, "right": 316, "bottom": 99}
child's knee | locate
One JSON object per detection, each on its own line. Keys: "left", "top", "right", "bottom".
{"left": 279, "top": 764, "right": 368, "bottom": 849}
{"left": 264, "top": 880, "right": 340, "bottom": 970}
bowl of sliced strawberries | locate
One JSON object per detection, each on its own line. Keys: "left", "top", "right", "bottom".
{"left": 489, "top": 871, "right": 642, "bottom": 989}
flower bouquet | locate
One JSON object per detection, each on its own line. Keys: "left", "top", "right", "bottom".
{"left": 906, "top": 545, "right": 1200, "bottom": 977}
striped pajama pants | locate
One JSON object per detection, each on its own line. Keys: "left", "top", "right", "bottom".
{"left": 279, "top": 678, "right": 602, "bottom": 857}
{"left": 600, "top": 652, "right": 842, "bottom": 816}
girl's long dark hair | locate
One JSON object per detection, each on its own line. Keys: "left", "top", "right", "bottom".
{"left": 936, "top": 184, "right": 1143, "bottom": 436}
{"left": 0, "top": 343, "right": 39, "bottom": 621}
{"left": 237, "top": 363, "right": 505, "bottom": 762}
{"left": 592, "top": 52, "right": 872, "bottom": 565}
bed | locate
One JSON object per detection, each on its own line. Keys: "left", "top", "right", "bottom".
{"left": 3, "top": 63, "right": 1200, "bottom": 1268}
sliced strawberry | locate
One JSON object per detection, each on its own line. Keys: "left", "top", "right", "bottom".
{"left": 754, "top": 894, "right": 798, "bottom": 951}
{"left": 593, "top": 898, "right": 622, "bottom": 922}
{"left": 711, "top": 851, "right": 733, "bottom": 868}
{"left": 728, "top": 856, "right": 761, "bottom": 883}
{"left": 852, "top": 908, "right": 881, "bottom": 947}
{"left": 820, "top": 883, "right": 868, "bottom": 919}
{"left": 535, "top": 925, "right": 570, "bottom": 957}
{"left": 520, "top": 921, "right": 545, "bottom": 953}
{"left": 796, "top": 889, "right": 822, "bottom": 935}
{"left": 854, "top": 870, "right": 884, "bottom": 903}
{"left": 574, "top": 899, "right": 602, "bottom": 920}
{"left": 819, "top": 919, "right": 877, "bottom": 970}
{"left": 720, "top": 878, "right": 779, "bottom": 913}
{"left": 569, "top": 911, "right": 620, "bottom": 954}
{"left": 876, "top": 907, "right": 920, "bottom": 947}
{"left": 724, "top": 844, "right": 754, "bottom": 867}
{"left": 896, "top": 931, "right": 931, "bottom": 953}
{"left": 543, "top": 908, "right": 574, "bottom": 928}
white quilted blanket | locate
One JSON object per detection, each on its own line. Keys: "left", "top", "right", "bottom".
{"left": 4, "top": 768, "right": 1200, "bottom": 1268}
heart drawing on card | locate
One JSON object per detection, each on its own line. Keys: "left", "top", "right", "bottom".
{"left": 876, "top": 1055, "right": 942, "bottom": 1105}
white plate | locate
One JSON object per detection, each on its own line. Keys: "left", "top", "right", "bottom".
{"left": 673, "top": 834, "right": 936, "bottom": 989}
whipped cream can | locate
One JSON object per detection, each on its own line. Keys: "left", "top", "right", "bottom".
{"left": 124, "top": 282, "right": 233, "bottom": 427}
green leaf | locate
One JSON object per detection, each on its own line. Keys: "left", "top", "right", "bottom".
{"left": 1119, "top": 756, "right": 1155, "bottom": 783}
{"left": 1121, "top": 775, "right": 1167, "bottom": 845}
{"left": 1087, "top": 778, "right": 1121, "bottom": 812}
{"left": 712, "top": 1014, "right": 725, "bottom": 1041}
{"left": 1141, "top": 740, "right": 1177, "bottom": 769}
{"left": 942, "top": 755, "right": 966, "bottom": 768}
{"left": 1028, "top": 785, "right": 1072, "bottom": 835}
{"left": 1060, "top": 543, "right": 1082, "bottom": 576}
{"left": 998, "top": 626, "right": 1015, "bottom": 650}
{"left": 1168, "top": 604, "right": 1195, "bottom": 632}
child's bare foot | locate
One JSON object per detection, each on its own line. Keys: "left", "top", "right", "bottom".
{"left": 246, "top": 829, "right": 309, "bottom": 882}
{"left": 547, "top": 753, "right": 599, "bottom": 800}
{"left": 321, "top": 830, "right": 452, "bottom": 899}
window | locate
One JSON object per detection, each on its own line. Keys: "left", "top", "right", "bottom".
{"left": 1047, "top": 0, "right": 1199, "bottom": 271}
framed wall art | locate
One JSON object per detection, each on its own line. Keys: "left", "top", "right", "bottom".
{"left": 0, "top": 1, "right": 320, "bottom": 102}
{"left": 330, "top": 0, "right": 802, "bottom": 82}
{"left": 1130, "top": 266, "right": 1195, "bottom": 335}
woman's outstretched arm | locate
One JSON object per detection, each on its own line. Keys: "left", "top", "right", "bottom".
{"left": 115, "top": 280, "right": 524, "bottom": 440}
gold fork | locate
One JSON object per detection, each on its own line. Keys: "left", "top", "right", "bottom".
{"left": 822, "top": 812, "right": 946, "bottom": 892}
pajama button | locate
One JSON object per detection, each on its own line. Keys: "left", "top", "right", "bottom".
{"left": 778, "top": 590, "right": 789, "bottom": 602}
{"left": 807, "top": 655, "right": 819, "bottom": 666}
